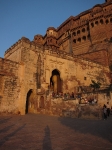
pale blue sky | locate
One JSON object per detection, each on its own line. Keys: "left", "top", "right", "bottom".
{"left": 0, "top": 0, "right": 104, "bottom": 58}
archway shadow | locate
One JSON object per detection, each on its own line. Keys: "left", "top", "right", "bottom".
{"left": 43, "top": 125, "right": 52, "bottom": 150}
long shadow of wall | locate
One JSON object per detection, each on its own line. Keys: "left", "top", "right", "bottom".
{"left": 58, "top": 116, "right": 112, "bottom": 143}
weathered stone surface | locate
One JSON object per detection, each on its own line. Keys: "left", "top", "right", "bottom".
{"left": 0, "top": 0, "right": 112, "bottom": 117}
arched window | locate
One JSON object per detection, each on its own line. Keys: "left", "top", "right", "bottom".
{"left": 82, "top": 28, "right": 85, "bottom": 32}
{"left": 100, "top": 19, "right": 103, "bottom": 24}
{"left": 77, "top": 38, "right": 81, "bottom": 43}
{"left": 39, "top": 96, "right": 45, "bottom": 108}
{"left": 72, "top": 32, "right": 76, "bottom": 36}
{"left": 95, "top": 21, "right": 98, "bottom": 25}
{"left": 73, "top": 39, "right": 76, "bottom": 43}
{"left": 91, "top": 22, "right": 94, "bottom": 27}
{"left": 87, "top": 34, "right": 90, "bottom": 39}
{"left": 77, "top": 30, "right": 80, "bottom": 35}
{"left": 105, "top": 19, "right": 109, "bottom": 24}
{"left": 82, "top": 36, "right": 86, "bottom": 41}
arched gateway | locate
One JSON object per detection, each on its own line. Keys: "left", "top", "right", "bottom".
{"left": 25, "top": 89, "right": 45, "bottom": 114}
{"left": 50, "top": 69, "right": 62, "bottom": 93}
{"left": 25, "top": 89, "right": 33, "bottom": 114}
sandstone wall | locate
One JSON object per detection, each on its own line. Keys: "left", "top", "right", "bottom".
{"left": 44, "top": 49, "right": 110, "bottom": 93}
{"left": 0, "top": 58, "right": 24, "bottom": 114}
{"left": 4, "top": 40, "right": 22, "bottom": 62}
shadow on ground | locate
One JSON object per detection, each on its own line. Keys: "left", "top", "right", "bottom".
{"left": 58, "top": 116, "right": 112, "bottom": 143}
{"left": 43, "top": 125, "right": 53, "bottom": 150}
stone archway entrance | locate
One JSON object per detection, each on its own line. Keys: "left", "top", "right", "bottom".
{"left": 25, "top": 89, "right": 33, "bottom": 114}
{"left": 50, "top": 69, "right": 62, "bottom": 93}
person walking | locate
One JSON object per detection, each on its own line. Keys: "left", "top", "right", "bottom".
{"left": 107, "top": 102, "right": 111, "bottom": 117}
{"left": 103, "top": 104, "right": 107, "bottom": 120}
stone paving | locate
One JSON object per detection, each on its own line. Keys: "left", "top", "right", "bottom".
{"left": 0, "top": 113, "right": 112, "bottom": 150}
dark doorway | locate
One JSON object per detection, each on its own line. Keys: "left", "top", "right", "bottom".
{"left": 50, "top": 69, "right": 62, "bottom": 93}
{"left": 39, "top": 96, "right": 45, "bottom": 108}
{"left": 25, "top": 89, "right": 32, "bottom": 114}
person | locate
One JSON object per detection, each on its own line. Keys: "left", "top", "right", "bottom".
{"left": 71, "top": 92, "right": 74, "bottom": 99}
{"left": 94, "top": 97, "right": 97, "bottom": 103}
{"left": 103, "top": 104, "right": 107, "bottom": 120}
{"left": 66, "top": 92, "right": 70, "bottom": 99}
{"left": 107, "top": 102, "right": 110, "bottom": 117}
{"left": 63, "top": 93, "right": 67, "bottom": 100}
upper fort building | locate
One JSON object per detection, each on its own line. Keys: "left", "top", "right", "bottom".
{"left": 0, "top": 0, "right": 112, "bottom": 115}
{"left": 5, "top": 0, "right": 112, "bottom": 66}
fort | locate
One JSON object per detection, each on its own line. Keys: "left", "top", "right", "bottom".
{"left": 0, "top": 0, "right": 112, "bottom": 118}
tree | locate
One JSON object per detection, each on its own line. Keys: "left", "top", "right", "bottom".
{"left": 90, "top": 80, "right": 101, "bottom": 92}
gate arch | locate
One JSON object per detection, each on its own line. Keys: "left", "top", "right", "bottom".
{"left": 25, "top": 89, "right": 33, "bottom": 114}
{"left": 50, "top": 69, "right": 62, "bottom": 93}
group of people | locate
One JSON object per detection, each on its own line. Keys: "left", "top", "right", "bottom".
{"left": 103, "top": 102, "right": 111, "bottom": 120}
{"left": 51, "top": 91, "right": 75, "bottom": 100}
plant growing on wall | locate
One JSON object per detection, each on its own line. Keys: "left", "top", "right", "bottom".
{"left": 90, "top": 80, "right": 101, "bottom": 92}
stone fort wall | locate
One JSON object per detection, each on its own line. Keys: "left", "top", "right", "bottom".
{"left": 0, "top": 0, "right": 112, "bottom": 116}
{"left": 0, "top": 58, "right": 24, "bottom": 114}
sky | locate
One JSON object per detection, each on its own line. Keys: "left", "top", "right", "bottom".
{"left": 0, "top": 0, "right": 105, "bottom": 58}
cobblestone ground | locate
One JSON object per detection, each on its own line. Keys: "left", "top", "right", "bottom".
{"left": 0, "top": 114, "right": 112, "bottom": 150}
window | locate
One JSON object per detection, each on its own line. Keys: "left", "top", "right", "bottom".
{"left": 72, "top": 32, "right": 76, "bottom": 36}
{"left": 91, "top": 23, "right": 94, "bottom": 27}
{"left": 82, "top": 36, "right": 86, "bottom": 41}
{"left": 87, "top": 34, "right": 90, "bottom": 39}
{"left": 82, "top": 28, "right": 85, "bottom": 32}
{"left": 84, "top": 77, "right": 87, "bottom": 80}
{"left": 77, "top": 38, "right": 81, "bottom": 42}
{"left": 95, "top": 21, "right": 98, "bottom": 25}
{"left": 100, "top": 19, "right": 103, "bottom": 24}
{"left": 105, "top": 19, "right": 109, "bottom": 24}
{"left": 73, "top": 39, "right": 76, "bottom": 43}
{"left": 77, "top": 30, "right": 80, "bottom": 35}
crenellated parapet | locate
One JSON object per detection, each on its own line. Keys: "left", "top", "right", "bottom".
{"left": 4, "top": 39, "right": 22, "bottom": 59}
{"left": 4, "top": 37, "right": 45, "bottom": 61}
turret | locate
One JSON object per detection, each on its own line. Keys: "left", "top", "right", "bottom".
{"left": 46, "top": 27, "right": 58, "bottom": 48}
{"left": 33, "top": 34, "right": 44, "bottom": 45}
